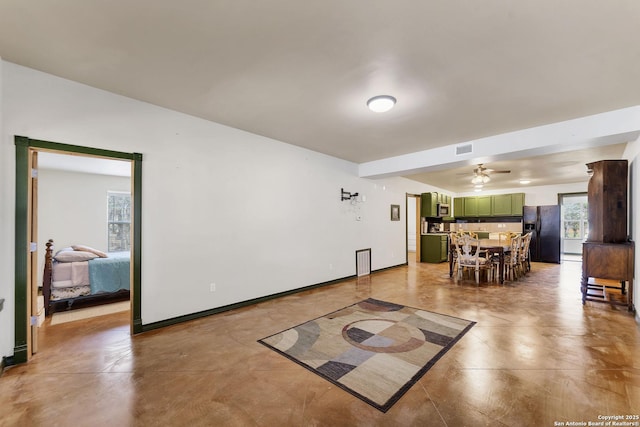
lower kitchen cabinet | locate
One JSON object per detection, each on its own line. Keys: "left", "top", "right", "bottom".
{"left": 421, "top": 234, "right": 449, "bottom": 263}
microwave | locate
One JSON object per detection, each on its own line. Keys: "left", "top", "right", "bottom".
{"left": 436, "top": 203, "right": 450, "bottom": 217}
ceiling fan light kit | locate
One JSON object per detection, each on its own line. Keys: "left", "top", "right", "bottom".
{"left": 468, "top": 163, "right": 510, "bottom": 186}
{"left": 471, "top": 174, "right": 490, "bottom": 185}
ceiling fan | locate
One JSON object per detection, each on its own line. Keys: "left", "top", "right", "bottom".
{"left": 467, "top": 164, "right": 511, "bottom": 185}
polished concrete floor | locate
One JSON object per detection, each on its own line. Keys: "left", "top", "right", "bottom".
{"left": 1, "top": 258, "right": 639, "bottom": 426}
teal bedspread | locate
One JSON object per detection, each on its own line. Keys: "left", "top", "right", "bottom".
{"left": 88, "top": 252, "right": 130, "bottom": 294}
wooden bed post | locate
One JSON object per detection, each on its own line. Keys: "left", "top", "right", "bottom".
{"left": 43, "top": 239, "right": 54, "bottom": 316}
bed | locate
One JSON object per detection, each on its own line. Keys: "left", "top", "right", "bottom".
{"left": 42, "top": 239, "right": 130, "bottom": 315}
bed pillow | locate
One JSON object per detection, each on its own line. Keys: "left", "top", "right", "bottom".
{"left": 54, "top": 250, "right": 99, "bottom": 262}
{"left": 54, "top": 247, "right": 74, "bottom": 257}
{"left": 71, "top": 245, "right": 108, "bottom": 258}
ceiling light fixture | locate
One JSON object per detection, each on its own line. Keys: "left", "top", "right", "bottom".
{"left": 519, "top": 180, "right": 531, "bottom": 185}
{"left": 367, "top": 95, "right": 396, "bottom": 113}
{"left": 471, "top": 174, "right": 490, "bottom": 185}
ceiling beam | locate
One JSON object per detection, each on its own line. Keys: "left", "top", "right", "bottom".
{"left": 359, "top": 106, "right": 640, "bottom": 179}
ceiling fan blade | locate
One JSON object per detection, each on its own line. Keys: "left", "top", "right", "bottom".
{"left": 456, "top": 164, "right": 510, "bottom": 177}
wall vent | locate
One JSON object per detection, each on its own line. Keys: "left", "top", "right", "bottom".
{"left": 356, "top": 249, "right": 371, "bottom": 277}
{"left": 455, "top": 143, "right": 473, "bottom": 155}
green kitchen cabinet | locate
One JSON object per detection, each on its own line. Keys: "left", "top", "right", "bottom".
{"left": 420, "top": 192, "right": 437, "bottom": 217}
{"left": 477, "top": 196, "right": 492, "bottom": 216}
{"left": 491, "top": 194, "right": 513, "bottom": 216}
{"left": 438, "top": 193, "right": 451, "bottom": 205}
{"left": 454, "top": 193, "right": 525, "bottom": 218}
{"left": 511, "top": 193, "right": 524, "bottom": 215}
{"left": 421, "top": 234, "right": 449, "bottom": 263}
{"left": 421, "top": 192, "right": 452, "bottom": 217}
{"left": 492, "top": 193, "right": 524, "bottom": 216}
{"left": 463, "top": 197, "right": 478, "bottom": 216}
{"left": 462, "top": 196, "right": 490, "bottom": 216}
{"left": 453, "top": 197, "right": 464, "bottom": 218}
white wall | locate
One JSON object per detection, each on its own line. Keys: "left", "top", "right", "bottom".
{"left": 39, "top": 169, "right": 131, "bottom": 252}
{"left": 0, "top": 61, "right": 437, "bottom": 357}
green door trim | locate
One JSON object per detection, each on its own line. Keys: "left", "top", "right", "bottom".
{"left": 13, "top": 136, "right": 143, "bottom": 365}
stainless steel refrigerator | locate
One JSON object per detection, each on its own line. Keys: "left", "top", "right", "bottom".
{"left": 523, "top": 205, "right": 561, "bottom": 263}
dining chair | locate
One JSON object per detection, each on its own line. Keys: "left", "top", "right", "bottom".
{"left": 449, "top": 232, "right": 459, "bottom": 273}
{"left": 519, "top": 232, "right": 532, "bottom": 274}
{"left": 453, "top": 233, "right": 492, "bottom": 285}
{"left": 504, "top": 234, "right": 523, "bottom": 281}
{"left": 458, "top": 230, "right": 478, "bottom": 239}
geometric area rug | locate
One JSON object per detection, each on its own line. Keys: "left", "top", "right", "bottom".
{"left": 258, "top": 298, "right": 476, "bottom": 412}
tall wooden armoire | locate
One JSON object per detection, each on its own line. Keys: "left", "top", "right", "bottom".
{"left": 581, "top": 160, "right": 635, "bottom": 311}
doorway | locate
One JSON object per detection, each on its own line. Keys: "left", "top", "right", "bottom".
{"left": 13, "top": 136, "right": 143, "bottom": 364}
{"left": 559, "top": 192, "right": 588, "bottom": 262}
{"left": 39, "top": 153, "right": 132, "bottom": 329}
{"left": 406, "top": 194, "right": 421, "bottom": 263}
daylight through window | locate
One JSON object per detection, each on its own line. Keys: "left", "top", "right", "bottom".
{"left": 108, "top": 191, "right": 131, "bottom": 252}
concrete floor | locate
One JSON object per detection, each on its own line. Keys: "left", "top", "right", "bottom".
{"left": 1, "top": 259, "right": 638, "bottom": 426}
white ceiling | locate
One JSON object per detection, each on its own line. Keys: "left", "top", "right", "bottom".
{"left": 406, "top": 143, "right": 628, "bottom": 193}
{"left": 2, "top": 1, "right": 639, "bottom": 190}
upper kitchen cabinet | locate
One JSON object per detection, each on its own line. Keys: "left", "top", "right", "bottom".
{"left": 463, "top": 196, "right": 478, "bottom": 216}
{"left": 477, "top": 196, "right": 492, "bottom": 216}
{"left": 511, "top": 193, "right": 524, "bottom": 215}
{"left": 454, "top": 193, "right": 524, "bottom": 218}
{"left": 463, "top": 195, "right": 490, "bottom": 216}
{"left": 421, "top": 192, "right": 437, "bottom": 217}
{"left": 453, "top": 197, "right": 464, "bottom": 218}
{"left": 492, "top": 193, "right": 524, "bottom": 216}
{"left": 421, "top": 192, "right": 452, "bottom": 218}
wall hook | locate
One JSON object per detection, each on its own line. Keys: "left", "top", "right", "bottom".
{"left": 341, "top": 188, "right": 359, "bottom": 201}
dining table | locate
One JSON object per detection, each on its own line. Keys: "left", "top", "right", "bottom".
{"left": 449, "top": 238, "right": 512, "bottom": 284}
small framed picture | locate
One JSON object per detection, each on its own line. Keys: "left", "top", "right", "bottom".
{"left": 390, "top": 204, "right": 400, "bottom": 221}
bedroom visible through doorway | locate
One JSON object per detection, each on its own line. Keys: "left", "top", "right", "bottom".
{"left": 13, "top": 136, "right": 142, "bottom": 365}
{"left": 37, "top": 152, "right": 133, "bottom": 337}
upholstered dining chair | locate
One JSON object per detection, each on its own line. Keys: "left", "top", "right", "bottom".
{"left": 504, "top": 234, "right": 523, "bottom": 281}
{"left": 453, "top": 233, "right": 492, "bottom": 285}
{"left": 519, "top": 232, "right": 532, "bottom": 274}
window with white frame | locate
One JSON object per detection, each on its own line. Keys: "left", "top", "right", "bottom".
{"left": 108, "top": 191, "right": 131, "bottom": 252}
{"left": 561, "top": 193, "right": 588, "bottom": 254}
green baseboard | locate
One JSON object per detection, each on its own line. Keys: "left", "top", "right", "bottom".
{"left": 141, "top": 263, "right": 407, "bottom": 333}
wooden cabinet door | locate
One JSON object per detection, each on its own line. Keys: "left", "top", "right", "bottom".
{"left": 511, "top": 193, "right": 524, "bottom": 216}
{"left": 464, "top": 197, "right": 478, "bottom": 216}
{"left": 477, "top": 196, "right": 492, "bottom": 216}
{"left": 453, "top": 197, "right": 464, "bottom": 218}
{"left": 491, "top": 194, "right": 512, "bottom": 216}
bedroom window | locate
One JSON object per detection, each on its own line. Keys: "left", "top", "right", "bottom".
{"left": 108, "top": 191, "right": 131, "bottom": 252}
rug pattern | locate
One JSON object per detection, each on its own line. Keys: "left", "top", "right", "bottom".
{"left": 258, "top": 298, "right": 475, "bottom": 412}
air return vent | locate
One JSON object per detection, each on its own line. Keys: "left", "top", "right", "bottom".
{"left": 356, "top": 249, "right": 371, "bottom": 277}
{"left": 455, "top": 143, "right": 473, "bottom": 155}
